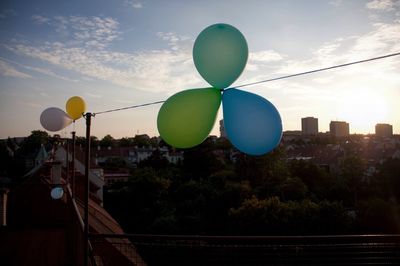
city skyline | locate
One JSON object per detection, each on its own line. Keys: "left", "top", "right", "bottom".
{"left": 0, "top": 0, "right": 399, "bottom": 139}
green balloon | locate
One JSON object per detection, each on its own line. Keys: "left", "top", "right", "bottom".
{"left": 193, "top": 23, "right": 248, "bottom": 89}
{"left": 157, "top": 88, "right": 221, "bottom": 148}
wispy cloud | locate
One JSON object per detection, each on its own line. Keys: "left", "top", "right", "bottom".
{"left": 0, "top": 60, "right": 32, "bottom": 79}
{"left": 6, "top": 39, "right": 200, "bottom": 93}
{"left": 156, "top": 32, "right": 192, "bottom": 51}
{"left": 114, "top": 99, "right": 135, "bottom": 104}
{"left": 85, "top": 92, "right": 102, "bottom": 98}
{"left": 0, "top": 56, "right": 78, "bottom": 82}
{"left": 39, "top": 92, "right": 50, "bottom": 98}
{"left": 246, "top": 50, "right": 286, "bottom": 72}
{"left": 329, "top": 0, "right": 343, "bottom": 7}
{"left": 275, "top": 20, "right": 400, "bottom": 76}
{"left": 10, "top": 12, "right": 400, "bottom": 98}
{"left": 125, "top": 0, "right": 143, "bottom": 9}
{"left": 18, "top": 101, "right": 41, "bottom": 108}
{"left": 32, "top": 15, "right": 120, "bottom": 49}
{"left": 366, "top": 0, "right": 398, "bottom": 11}
{"left": 32, "top": 15, "right": 50, "bottom": 24}
{"left": 250, "top": 50, "right": 286, "bottom": 62}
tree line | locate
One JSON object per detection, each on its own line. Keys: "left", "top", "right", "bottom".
{"left": 104, "top": 137, "right": 400, "bottom": 235}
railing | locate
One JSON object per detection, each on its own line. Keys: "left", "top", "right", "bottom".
{"left": 90, "top": 233, "right": 400, "bottom": 266}
{"left": 67, "top": 185, "right": 97, "bottom": 266}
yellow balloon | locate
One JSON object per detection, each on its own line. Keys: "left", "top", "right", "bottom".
{"left": 66, "top": 96, "right": 86, "bottom": 120}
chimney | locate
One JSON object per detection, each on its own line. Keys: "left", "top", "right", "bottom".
{"left": 0, "top": 188, "right": 9, "bottom": 226}
{"left": 51, "top": 161, "right": 62, "bottom": 185}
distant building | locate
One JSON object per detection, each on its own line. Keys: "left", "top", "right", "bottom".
{"left": 375, "top": 123, "right": 393, "bottom": 138}
{"left": 301, "top": 117, "right": 318, "bottom": 135}
{"left": 330, "top": 121, "right": 349, "bottom": 137}
{"left": 104, "top": 170, "right": 130, "bottom": 186}
{"left": 282, "top": 130, "right": 302, "bottom": 142}
{"left": 219, "top": 119, "right": 227, "bottom": 138}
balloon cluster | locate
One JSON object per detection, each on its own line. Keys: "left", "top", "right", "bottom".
{"left": 40, "top": 96, "right": 86, "bottom": 132}
{"left": 157, "top": 24, "right": 282, "bottom": 155}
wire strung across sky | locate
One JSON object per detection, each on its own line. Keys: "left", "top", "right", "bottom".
{"left": 93, "top": 51, "right": 400, "bottom": 116}
{"left": 94, "top": 100, "right": 166, "bottom": 115}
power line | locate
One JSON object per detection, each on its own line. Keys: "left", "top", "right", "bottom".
{"left": 234, "top": 52, "right": 400, "bottom": 88}
{"left": 94, "top": 100, "right": 165, "bottom": 115}
{"left": 93, "top": 52, "right": 400, "bottom": 115}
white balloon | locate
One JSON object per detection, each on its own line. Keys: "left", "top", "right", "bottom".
{"left": 50, "top": 187, "right": 64, "bottom": 199}
{"left": 40, "top": 107, "right": 72, "bottom": 132}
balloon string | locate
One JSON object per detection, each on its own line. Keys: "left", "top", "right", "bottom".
{"left": 94, "top": 100, "right": 165, "bottom": 115}
{"left": 93, "top": 51, "right": 400, "bottom": 115}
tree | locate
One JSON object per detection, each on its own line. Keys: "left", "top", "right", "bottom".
{"left": 0, "top": 140, "right": 13, "bottom": 175}
{"left": 229, "top": 196, "right": 351, "bottom": 235}
{"left": 183, "top": 138, "right": 224, "bottom": 179}
{"left": 75, "top": 136, "right": 86, "bottom": 146}
{"left": 119, "top": 137, "right": 134, "bottom": 147}
{"left": 74, "top": 135, "right": 99, "bottom": 148}
{"left": 235, "top": 148, "right": 290, "bottom": 198}
{"left": 90, "top": 136, "right": 99, "bottom": 147}
{"left": 103, "top": 157, "right": 126, "bottom": 170}
{"left": 139, "top": 149, "right": 170, "bottom": 170}
{"left": 340, "top": 155, "right": 366, "bottom": 205}
{"left": 20, "top": 130, "right": 49, "bottom": 154}
{"left": 370, "top": 158, "right": 400, "bottom": 201}
{"left": 288, "top": 160, "right": 330, "bottom": 200}
{"left": 357, "top": 198, "right": 400, "bottom": 233}
{"left": 281, "top": 177, "right": 308, "bottom": 201}
{"left": 100, "top": 134, "right": 115, "bottom": 148}
{"left": 133, "top": 134, "right": 151, "bottom": 147}
{"left": 105, "top": 167, "right": 171, "bottom": 233}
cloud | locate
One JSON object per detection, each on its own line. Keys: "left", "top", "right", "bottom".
{"left": 312, "top": 76, "right": 334, "bottom": 84}
{"left": 366, "top": 0, "right": 397, "bottom": 11}
{"left": 0, "top": 56, "right": 78, "bottom": 82}
{"left": 275, "top": 20, "right": 400, "bottom": 77}
{"left": 249, "top": 50, "right": 286, "bottom": 62}
{"left": 125, "top": 0, "right": 143, "bottom": 9}
{"left": 10, "top": 11, "right": 399, "bottom": 98}
{"left": 85, "top": 92, "right": 102, "bottom": 98}
{"left": 39, "top": 92, "right": 50, "bottom": 97}
{"left": 346, "top": 22, "right": 400, "bottom": 59}
{"left": 156, "top": 32, "right": 192, "bottom": 51}
{"left": 6, "top": 39, "right": 200, "bottom": 93}
{"left": 19, "top": 101, "right": 41, "bottom": 108}
{"left": 329, "top": 0, "right": 343, "bottom": 7}
{"left": 0, "top": 60, "right": 32, "bottom": 79}
{"left": 245, "top": 50, "right": 286, "bottom": 72}
{"left": 28, "top": 65, "right": 78, "bottom": 82}
{"left": 32, "top": 15, "right": 50, "bottom": 24}
{"left": 33, "top": 15, "right": 120, "bottom": 49}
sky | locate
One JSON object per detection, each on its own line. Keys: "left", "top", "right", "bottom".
{"left": 0, "top": 0, "right": 399, "bottom": 139}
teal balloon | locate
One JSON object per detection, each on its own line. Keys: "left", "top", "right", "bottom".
{"left": 157, "top": 88, "right": 221, "bottom": 148}
{"left": 193, "top": 23, "right": 248, "bottom": 89}
{"left": 222, "top": 88, "right": 282, "bottom": 155}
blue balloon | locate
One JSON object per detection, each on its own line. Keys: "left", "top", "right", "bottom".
{"left": 222, "top": 88, "right": 282, "bottom": 155}
{"left": 50, "top": 187, "right": 64, "bottom": 200}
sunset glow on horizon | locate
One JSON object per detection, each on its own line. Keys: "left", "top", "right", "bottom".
{"left": 336, "top": 88, "right": 391, "bottom": 134}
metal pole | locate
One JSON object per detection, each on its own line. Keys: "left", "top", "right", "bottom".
{"left": 66, "top": 138, "right": 69, "bottom": 184}
{"left": 71, "top": 131, "right": 76, "bottom": 197}
{"left": 84, "top": 113, "right": 92, "bottom": 266}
